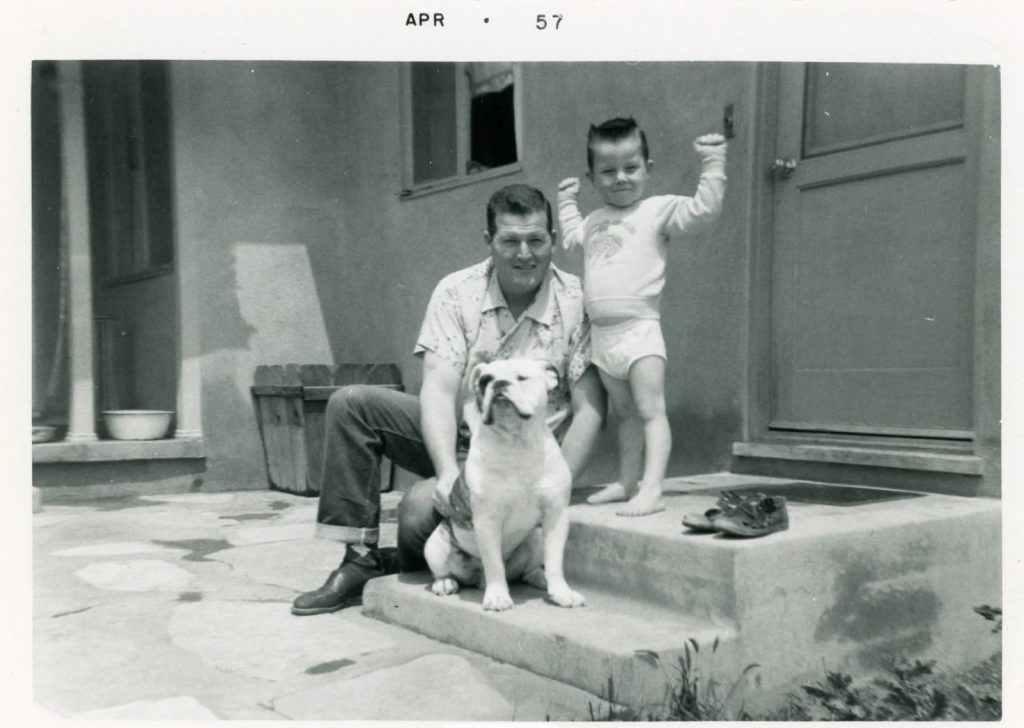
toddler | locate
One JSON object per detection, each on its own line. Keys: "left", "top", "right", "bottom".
{"left": 558, "top": 117, "right": 726, "bottom": 516}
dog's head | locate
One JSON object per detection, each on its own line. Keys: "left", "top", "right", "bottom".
{"left": 469, "top": 358, "right": 559, "bottom": 426}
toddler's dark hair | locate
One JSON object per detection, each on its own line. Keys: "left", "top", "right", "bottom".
{"left": 486, "top": 184, "right": 553, "bottom": 236}
{"left": 587, "top": 117, "right": 650, "bottom": 171}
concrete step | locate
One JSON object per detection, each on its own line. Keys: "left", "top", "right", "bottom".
{"left": 362, "top": 571, "right": 740, "bottom": 709}
{"left": 564, "top": 492, "right": 743, "bottom": 621}
{"left": 367, "top": 474, "right": 1000, "bottom": 710}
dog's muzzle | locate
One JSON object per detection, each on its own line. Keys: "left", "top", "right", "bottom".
{"left": 479, "top": 378, "right": 533, "bottom": 425}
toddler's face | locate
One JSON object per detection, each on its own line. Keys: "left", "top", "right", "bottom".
{"left": 587, "top": 134, "right": 651, "bottom": 208}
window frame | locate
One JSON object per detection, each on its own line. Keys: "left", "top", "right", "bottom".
{"left": 399, "top": 62, "right": 523, "bottom": 199}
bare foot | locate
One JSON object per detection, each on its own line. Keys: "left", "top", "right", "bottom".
{"left": 586, "top": 482, "right": 633, "bottom": 505}
{"left": 616, "top": 489, "right": 666, "bottom": 517}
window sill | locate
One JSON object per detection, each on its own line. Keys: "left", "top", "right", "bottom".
{"left": 400, "top": 164, "right": 522, "bottom": 201}
{"left": 32, "top": 436, "right": 206, "bottom": 464}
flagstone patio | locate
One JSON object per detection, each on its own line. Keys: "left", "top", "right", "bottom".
{"left": 32, "top": 489, "right": 601, "bottom": 720}
{"left": 32, "top": 472, "right": 1001, "bottom": 719}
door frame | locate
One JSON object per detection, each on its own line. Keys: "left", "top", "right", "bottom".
{"left": 743, "top": 63, "right": 1000, "bottom": 471}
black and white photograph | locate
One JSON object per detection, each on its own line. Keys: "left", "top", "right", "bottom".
{"left": 7, "top": 0, "right": 1020, "bottom": 723}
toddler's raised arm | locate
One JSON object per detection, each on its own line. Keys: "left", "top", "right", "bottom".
{"left": 557, "top": 177, "right": 585, "bottom": 251}
{"left": 662, "top": 133, "right": 728, "bottom": 236}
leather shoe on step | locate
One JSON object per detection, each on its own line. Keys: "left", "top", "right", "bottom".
{"left": 682, "top": 490, "right": 744, "bottom": 532}
{"left": 291, "top": 547, "right": 388, "bottom": 616}
{"left": 714, "top": 494, "right": 789, "bottom": 538}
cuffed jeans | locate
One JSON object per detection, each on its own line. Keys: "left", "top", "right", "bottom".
{"left": 314, "top": 384, "right": 446, "bottom": 572}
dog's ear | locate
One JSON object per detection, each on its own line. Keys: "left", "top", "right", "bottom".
{"left": 544, "top": 362, "right": 560, "bottom": 392}
{"left": 469, "top": 362, "right": 488, "bottom": 413}
{"left": 469, "top": 362, "right": 487, "bottom": 393}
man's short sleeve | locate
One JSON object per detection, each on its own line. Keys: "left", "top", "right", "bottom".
{"left": 414, "top": 280, "right": 469, "bottom": 375}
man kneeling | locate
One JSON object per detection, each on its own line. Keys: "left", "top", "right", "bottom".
{"left": 291, "top": 184, "right": 604, "bottom": 616}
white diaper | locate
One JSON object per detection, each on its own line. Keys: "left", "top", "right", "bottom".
{"left": 591, "top": 318, "right": 667, "bottom": 379}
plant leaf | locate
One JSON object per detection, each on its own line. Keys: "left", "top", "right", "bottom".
{"left": 634, "top": 649, "right": 660, "bottom": 667}
{"left": 929, "top": 689, "right": 949, "bottom": 719}
{"left": 803, "top": 686, "right": 833, "bottom": 700}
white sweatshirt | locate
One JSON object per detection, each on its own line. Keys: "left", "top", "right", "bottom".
{"left": 559, "top": 143, "right": 726, "bottom": 321}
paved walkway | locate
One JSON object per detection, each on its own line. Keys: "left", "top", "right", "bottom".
{"left": 32, "top": 489, "right": 602, "bottom": 720}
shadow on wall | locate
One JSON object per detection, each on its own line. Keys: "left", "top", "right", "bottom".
{"left": 190, "top": 209, "right": 338, "bottom": 366}
{"left": 201, "top": 364, "right": 270, "bottom": 489}
{"left": 198, "top": 241, "right": 341, "bottom": 489}
{"left": 233, "top": 242, "right": 333, "bottom": 363}
{"left": 674, "top": 408, "right": 742, "bottom": 475}
{"left": 178, "top": 61, "right": 347, "bottom": 361}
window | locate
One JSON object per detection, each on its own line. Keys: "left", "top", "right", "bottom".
{"left": 83, "top": 61, "right": 174, "bottom": 282}
{"left": 401, "top": 62, "right": 522, "bottom": 196}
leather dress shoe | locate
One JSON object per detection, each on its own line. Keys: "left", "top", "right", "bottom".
{"left": 291, "top": 546, "right": 397, "bottom": 616}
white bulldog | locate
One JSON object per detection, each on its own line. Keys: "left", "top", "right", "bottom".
{"left": 424, "top": 358, "right": 586, "bottom": 611}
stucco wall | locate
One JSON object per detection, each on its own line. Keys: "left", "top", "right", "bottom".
{"left": 167, "top": 61, "right": 756, "bottom": 488}
{"left": 166, "top": 61, "right": 756, "bottom": 488}
{"left": 169, "top": 62, "right": 348, "bottom": 488}
{"left": 330, "top": 61, "right": 757, "bottom": 484}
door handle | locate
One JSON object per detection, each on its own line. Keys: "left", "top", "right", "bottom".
{"left": 770, "top": 157, "right": 798, "bottom": 179}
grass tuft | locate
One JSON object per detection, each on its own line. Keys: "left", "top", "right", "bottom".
{"left": 579, "top": 605, "right": 1001, "bottom": 721}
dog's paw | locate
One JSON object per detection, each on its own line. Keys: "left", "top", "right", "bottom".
{"left": 482, "top": 585, "right": 514, "bottom": 611}
{"left": 548, "top": 585, "right": 586, "bottom": 608}
{"left": 431, "top": 577, "right": 460, "bottom": 596}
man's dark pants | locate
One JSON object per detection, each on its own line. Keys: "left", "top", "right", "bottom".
{"left": 315, "top": 384, "right": 445, "bottom": 572}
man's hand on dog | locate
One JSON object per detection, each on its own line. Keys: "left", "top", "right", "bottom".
{"left": 431, "top": 470, "right": 460, "bottom": 515}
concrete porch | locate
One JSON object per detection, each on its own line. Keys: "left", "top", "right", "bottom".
{"left": 364, "top": 472, "right": 1001, "bottom": 713}
{"left": 32, "top": 473, "right": 1000, "bottom": 719}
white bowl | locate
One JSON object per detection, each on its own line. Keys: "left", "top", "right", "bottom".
{"left": 102, "top": 410, "right": 174, "bottom": 440}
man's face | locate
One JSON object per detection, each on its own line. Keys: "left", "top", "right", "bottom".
{"left": 485, "top": 211, "right": 554, "bottom": 301}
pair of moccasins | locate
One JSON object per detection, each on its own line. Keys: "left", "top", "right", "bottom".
{"left": 682, "top": 490, "right": 789, "bottom": 538}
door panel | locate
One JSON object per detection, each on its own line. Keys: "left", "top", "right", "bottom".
{"left": 770, "top": 63, "right": 976, "bottom": 438}
{"left": 803, "top": 63, "right": 965, "bottom": 156}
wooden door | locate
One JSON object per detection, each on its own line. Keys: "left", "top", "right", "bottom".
{"left": 770, "top": 63, "right": 977, "bottom": 439}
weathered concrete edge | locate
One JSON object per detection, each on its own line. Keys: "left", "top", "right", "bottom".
{"left": 362, "top": 574, "right": 740, "bottom": 710}
{"left": 730, "top": 504, "right": 1002, "bottom": 699}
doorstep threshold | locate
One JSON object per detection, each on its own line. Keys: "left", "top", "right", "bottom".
{"left": 32, "top": 436, "right": 206, "bottom": 464}
{"left": 732, "top": 441, "right": 983, "bottom": 475}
